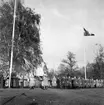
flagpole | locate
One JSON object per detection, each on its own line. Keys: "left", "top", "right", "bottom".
{"left": 83, "top": 28, "right": 87, "bottom": 80}
{"left": 83, "top": 28, "right": 95, "bottom": 80}
{"left": 9, "top": 0, "right": 17, "bottom": 88}
{"left": 84, "top": 47, "right": 87, "bottom": 80}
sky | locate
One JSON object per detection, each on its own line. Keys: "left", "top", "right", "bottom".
{"left": 25, "top": 0, "right": 104, "bottom": 70}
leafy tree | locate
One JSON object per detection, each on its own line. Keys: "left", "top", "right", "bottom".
{"left": 79, "top": 44, "right": 104, "bottom": 80}
{"left": 47, "top": 69, "right": 55, "bottom": 80}
{"left": 0, "top": 61, "right": 9, "bottom": 78}
{"left": 62, "top": 51, "right": 77, "bottom": 77}
{"left": 86, "top": 62, "right": 94, "bottom": 79}
{"left": 57, "top": 63, "right": 68, "bottom": 77}
{"left": 86, "top": 44, "right": 104, "bottom": 79}
{"left": 0, "top": 1, "right": 42, "bottom": 74}
{"left": 92, "top": 44, "right": 104, "bottom": 79}
{"left": 43, "top": 62, "right": 48, "bottom": 74}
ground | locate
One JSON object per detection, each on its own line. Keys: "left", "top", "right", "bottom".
{"left": 0, "top": 88, "right": 104, "bottom": 105}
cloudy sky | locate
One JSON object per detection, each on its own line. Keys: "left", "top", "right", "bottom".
{"left": 25, "top": 0, "right": 104, "bottom": 69}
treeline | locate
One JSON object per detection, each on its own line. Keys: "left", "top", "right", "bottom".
{"left": 86, "top": 44, "right": 104, "bottom": 79}
{"left": 49, "top": 44, "right": 104, "bottom": 80}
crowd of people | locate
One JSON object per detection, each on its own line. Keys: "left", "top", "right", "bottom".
{"left": 29, "top": 76, "right": 104, "bottom": 89}
{"left": 1, "top": 72, "right": 104, "bottom": 89}
{"left": 49, "top": 76, "right": 104, "bottom": 89}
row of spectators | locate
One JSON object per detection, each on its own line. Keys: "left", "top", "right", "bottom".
{"left": 52, "top": 77, "right": 104, "bottom": 89}
{"left": 1, "top": 72, "right": 104, "bottom": 89}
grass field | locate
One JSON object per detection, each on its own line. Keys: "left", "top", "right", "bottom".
{"left": 0, "top": 88, "right": 104, "bottom": 105}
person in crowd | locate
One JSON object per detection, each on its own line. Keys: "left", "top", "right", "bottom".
{"left": 56, "top": 77, "right": 60, "bottom": 88}
{"left": 41, "top": 75, "right": 49, "bottom": 90}
{"left": 52, "top": 76, "right": 57, "bottom": 88}
{"left": 48, "top": 79, "right": 52, "bottom": 88}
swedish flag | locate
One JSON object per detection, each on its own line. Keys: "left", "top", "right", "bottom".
{"left": 83, "top": 28, "right": 95, "bottom": 36}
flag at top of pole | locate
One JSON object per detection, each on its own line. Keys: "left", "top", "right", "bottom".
{"left": 83, "top": 28, "right": 95, "bottom": 36}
